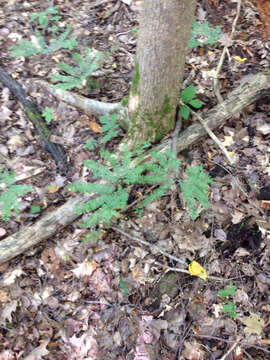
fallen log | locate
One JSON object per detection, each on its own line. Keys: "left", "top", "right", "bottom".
{"left": 0, "top": 70, "right": 269, "bottom": 264}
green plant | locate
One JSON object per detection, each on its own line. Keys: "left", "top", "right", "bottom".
{"left": 0, "top": 168, "right": 32, "bottom": 221}
{"left": 68, "top": 140, "right": 179, "bottom": 230}
{"left": 119, "top": 278, "right": 129, "bottom": 295}
{"left": 179, "top": 85, "right": 202, "bottom": 120}
{"left": 7, "top": 7, "right": 214, "bottom": 239}
{"left": 189, "top": 21, "right": 223, "bottom": 48}
{"left": 9, "top": 6, "right": 77, "bottom": 57}
{"left": 30, "top": 5, "right": 61, "bottom": 29}
{"left": 51, "top": 48, "right": 103, "bottom": 90}
{"left": 30, "top": 205, "right": 41, "bottom": 214}
{"left": 179, "top": 165, "right": 213, "bottom": 220}
{"left": 218, "top": 281, "right": 237, "bottom": 319}
{"left": 100, "top": 113, "right": 120, "bottom": 143}
{"left": 42, "top": 107, "right": 54, "bottom": 124}
{"left": 85, "top": 138, "right": 98, "bottom": 151}
{"left": 81, "top": 230, "right": 102, "bottom": 244}
{"left": 69, "top": 114, "right": 213, "bottom": 242}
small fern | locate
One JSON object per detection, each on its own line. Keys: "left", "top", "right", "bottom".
{"left": 100, "top": 113, "right": 120, "bottom": 144}
{"left": 68, "top": 143, "right": 180, "bottom": 230}
{"left": 51, "top": 48, "right": 103, "bottom": 90}
{"left": 30, "top": 5, "right": 60, "bottom": 29}
{"left": 179, "top": 165, "right": 213, "bottom": 220}
{"left": 9, "top": 6, "right": 77, "bottom": 57}
{"left": 0, "top": 168, "right": 32, "bottom": 222}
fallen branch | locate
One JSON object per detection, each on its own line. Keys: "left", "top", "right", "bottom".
{"left": 0, "top": 70, "right": 269, "bottom": 264}
{"left": 0, "top": 67, "right": 68, "bottom": 174}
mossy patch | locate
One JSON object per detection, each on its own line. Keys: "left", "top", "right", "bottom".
{"left": 130, "top": 61, "right": 140, "bottom": 95}
{"left": 121, "top": 95, "right": 129, "bottom": 106}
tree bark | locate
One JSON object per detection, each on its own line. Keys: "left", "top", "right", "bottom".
{"left": 0, "top": 70, "right": 269, "bottom": 265}
{"left": 125, "top": 0, "right": 197, "bottom": 146}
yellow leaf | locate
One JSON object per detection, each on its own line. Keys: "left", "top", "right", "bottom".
{"left": 189, "top": 261, "right": 207, "bottom": 280}
{"left": 11, "top": 72, "right": 20, "bottom": 79}
{"left": 47, "top": 183, "right": 60, "bottom": 193}
{"left": 232, "top": 56, "right": 247, "bottom": 63}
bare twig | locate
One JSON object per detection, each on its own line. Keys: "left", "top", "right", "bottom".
{"left": 218, "top": 337, "right": 241, "bottom": 360}
{"left": 180, "top": 100, "right": 234, "bottom": 165}
{"left": 213, "top": 0, "right": 242, "bottom": 103}
{"left": 171, "top": 114, "right": 182, "bottom": 155}
{"left": 112, "top": 226, "right": 187, "bottom": 266}
{"left": 209, "top": 160, "right": 266, "bottom": 219}
{"left": 193, "top": 334, "right": 270, "bottom": 355}
{"left": 113, "top": 227, "right": 226, "bottom": 281}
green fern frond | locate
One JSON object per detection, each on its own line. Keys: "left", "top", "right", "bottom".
{"left": 179, "top": 165, "right": 213, "bottom": 220}
{"left": 84, "top": 159, "right": 115, "bottom": 182}
{"left": 138, "top": 185, "right": 169, "bottom": 209}
{"left": 100, "top": 113, "right": 120, "bottom": 143}
{"left": 51, "top": 48, "right": 102, "bottom": 90}
{"left": 68, "top": 182, "right": 114, "bottom": 194}
{"left": 0, "top": 168, "right": 32, "bottom": 221}
{"left": 9, "top": 23, "right": 77, "bottom": 57}
{"left": 74, "top": 195, "right": 108, "bottom": 214}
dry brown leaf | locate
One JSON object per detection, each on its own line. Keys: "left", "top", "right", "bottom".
{"left": 0, "top": 290, "right": 10, "bottom": 303}
{"left": 0, "top": 300, "right": 18, "bottom": 324}
{"left": 72, "top": 261, "right": 98, "bottom": 278}
{"left": 89, "top": 121, "right": 102, "bottom": 133}
{"left": 7, "top": 134, "right": 25, "bottom": 153}
{"left": 24, "top": 339, "right": 50, "bottom": 360}
{"left": 238, "top": 312, "right": 265, "bottom": 335}
{"left": 182, "top": 340, "right": 205, "bottom": 360}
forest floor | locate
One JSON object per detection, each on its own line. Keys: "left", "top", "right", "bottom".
{"left": 0, "top": 0, "right": 270, "bottom": 359}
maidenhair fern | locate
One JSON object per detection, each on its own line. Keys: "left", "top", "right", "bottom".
{"left": 179, "top": 165, "right": 213, "bottom": 220}
{"left": 0, "top": 168, "right": 32, "bottom": 221}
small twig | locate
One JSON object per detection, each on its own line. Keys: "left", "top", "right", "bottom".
{"left": 243, "top": 349, "right": 254, "bottom": 360}
{"left": 180, "top": 100, "right": 234, "bottom": 165}
{"left": 171, "top": 113, "right": 182, "bottom": 155}
{"left": 218, "top": 337, "right": 241, "bottom": 360}
{"left": 213, "top": 0, "right": 242, "bottom": 103}
{"left": 193, "top": 334, "right": 270, "bottom": 355}
{"left": 113, "top": 227, "right": 227, "bottom": 281}
{"left": 112, "top": 226, "right": 187, "bottom": 266}
{"left": 209, "top": 159, "right": 266, "bottom": 219}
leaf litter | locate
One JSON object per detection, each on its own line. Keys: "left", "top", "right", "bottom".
{"left": 0, "top": 0, "right": 270, "bottom": 359}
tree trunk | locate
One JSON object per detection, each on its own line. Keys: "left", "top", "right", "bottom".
{"left": 125, "top": 0, "right": 197, "bottom": 147}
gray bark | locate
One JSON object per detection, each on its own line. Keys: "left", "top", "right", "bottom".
{"left": 125, "top": 0, "right": 197, "bottom": 145}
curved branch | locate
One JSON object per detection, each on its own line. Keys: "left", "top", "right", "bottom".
{"left": 36, "top": 80, "right": 130, "bottom": 130}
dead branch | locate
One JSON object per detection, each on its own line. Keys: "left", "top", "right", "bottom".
{"left": 0, "top": 70, "right": 269, "bottom": 265}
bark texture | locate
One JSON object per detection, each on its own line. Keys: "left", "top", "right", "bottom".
{"left": 126, "top": 0, "right": 197, "bottom": 146}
